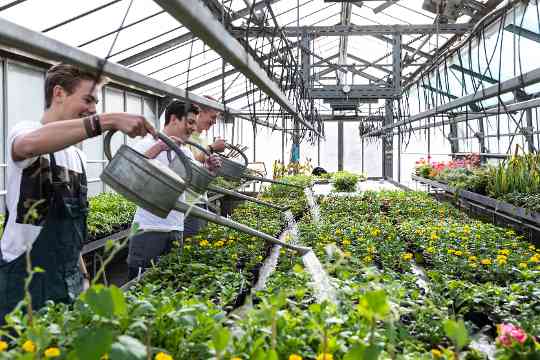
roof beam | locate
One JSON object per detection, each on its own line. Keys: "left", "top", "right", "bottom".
{"left": 373, "top": 0, "right": 399, "bottom": 14}
{"left": 154, "top": 0, "right": 320, "bottom": 136}
{"left": 337, "top": 3, "right": 353, "bottom": 84}
{"left": 347, "top": 53, "right": 392, "bottom": 74}
{"left": 0, "top": 17, "right": 227, "bottom": 112}
{"left": 119, "top": 0, "right": 283, "bottom": 66}
{"left": 372, "top": 34, "right": 432, "bottom": 60}
{"left": 187, "top": 39, "right": 303, "bottom": 91}
{"left": 230, "top": 23, "right": 473, "bottom": 36}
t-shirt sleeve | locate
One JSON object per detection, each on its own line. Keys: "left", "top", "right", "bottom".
{"left": 8, "top": 122, "right": 42, "bottom": 169}
{"left": 132, "top": 136, "right": 156, "bottom": 155}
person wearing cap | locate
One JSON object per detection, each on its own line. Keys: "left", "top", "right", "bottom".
{"left": 184, "top": 96, "right": 226, "bottom": 238}
{"left": 127, "top": 101, "right": 221, "bottom": 280}
{"left": 0, "top": 64, "right": 155, "bottom": 322}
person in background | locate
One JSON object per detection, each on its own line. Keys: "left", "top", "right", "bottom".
{"left": 0, "top": 64, "right": 154, "bottom": 323}
{"left": 127, "top": 100, "right": 221, "bottom": 280}
{"left": 184, "top": 96, "right": 226, "bottom": 238}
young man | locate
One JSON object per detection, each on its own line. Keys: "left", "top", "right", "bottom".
{"left": 184, "top": 96, "right": 227, "bottom": 238}
{"left": 127, "top": 100, "right": 221, "bottom": 280}
{"left": 0, "top": 64, "right": 155, "bottom": 322}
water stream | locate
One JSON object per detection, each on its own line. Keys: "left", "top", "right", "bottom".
{"left": 304, "top": 187, "right": 321, "bottom": 224}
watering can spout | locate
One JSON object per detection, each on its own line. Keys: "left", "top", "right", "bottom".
{"left": 174, "top": 200, "right": 312, "bottom": 255}
{"left": 207, "top": 184, "right": 287, "bottom": 211}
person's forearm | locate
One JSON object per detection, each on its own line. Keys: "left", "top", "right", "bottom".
{"left": 144, "top": 143, "right": 164, "bottom": 159}
{"left": 79, "top": 254, "right": 88, "bottom": 276}
{"left": 12, "top": 115, "right": 119, "bottom": 161}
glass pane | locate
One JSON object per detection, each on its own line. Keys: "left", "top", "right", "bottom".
{"left": 320, "top": 122, "right": 338, "bottom": 172}
{"left": 7, "top": 61, "right": 45, "bottom": 134}
{"left": 343, "top": 121, "right": 364, "bottom": 173}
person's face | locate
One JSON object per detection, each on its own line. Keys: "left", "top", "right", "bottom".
{"left": 169, "top": 112, "right": 198, "bottom": 142}
{"left": 54, "top": 79, "right": 99, "bottom": 120}
{"left": 197, "top": 109, "right": 220, "bottom": 131}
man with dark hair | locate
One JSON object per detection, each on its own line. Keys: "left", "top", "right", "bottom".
{"left": 185, "top": 96, "right": 227, "bottom": 238}
{"left": 127, "top": 100, "right": 221, "bottom": 280}
{"left": 0, "top": 63, "right": 155, "bottom": 322}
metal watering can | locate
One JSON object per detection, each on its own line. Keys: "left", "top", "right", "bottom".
{"left": 169, "top": 141, "right": 289, "bottom": 212}
{"left": 100, "top": 131, "right": 310, "bottom": 255}
{"left": 213, "top": 143, "right": 305, "bottom": 189}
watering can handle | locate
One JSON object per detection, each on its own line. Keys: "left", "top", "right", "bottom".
{"left": 103, "top": 130, "right": 193, "bottom": 184}
{"left": 185, "top": 139, "right": 212, "bottom": 156}
{"left": 224, "top": 143, "right": 249, "bottom": 167}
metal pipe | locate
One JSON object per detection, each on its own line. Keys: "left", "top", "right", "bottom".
{"left": 366, "top": 65, "right": 540, "bottom": 136}
{"left": 174, "top": 200, "right": 311, "bottom": 255}
{"left": 207, "top": 184, "right": 289, "bottom": 211}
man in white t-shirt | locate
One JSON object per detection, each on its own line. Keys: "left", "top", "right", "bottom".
{"left": 185, "top": 95, "right": 226, "bottom": 238}
{"left": 0, "top": 64, "right": 155, "bottom": 323}
{"left": 127, "top": 100, "right": 221, "bottom": 280}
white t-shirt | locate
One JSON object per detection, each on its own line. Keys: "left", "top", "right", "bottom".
{"left": 131, "top": 136, "right": 194, "bottom": 232}
{"left": 1, "top": 122, "right": 87, "bottom": 263}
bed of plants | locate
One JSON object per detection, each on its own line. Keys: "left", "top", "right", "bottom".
{"left": 332, "top": 171, "right": 361, "bottom": 192}
{"left": 86, "top": 192, "right": 137, "bottom": 242}
{"left": 1, "top": 181, "right": 539, "bottom": 359}
{"left": 414, "top": 153, "right": 540, "bottom": 214}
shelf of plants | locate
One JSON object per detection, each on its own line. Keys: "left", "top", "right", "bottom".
{"left": 413, "top": 154, "right": 540, "bottom": 238}
{"left": 1, "top": 175, "right": 539, "bottom": 359}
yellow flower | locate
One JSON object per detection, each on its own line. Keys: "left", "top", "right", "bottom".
{"left": 342, "top": 239, "right": 351, "bottom": 246}
{"left": 469, "top": 263, "right": 477, "bottom": 268}
{"left": 22, "top": 340, "right": 36, "bottom": 353}
{"left": 317, "top": 354, "right": 333, "bottom": 360}
{"left": 0, "top": 341, "right": 7, "bottom": 352}
{"left": 100, "top": 354, "right": 109, "bottom": 360}
{"left": 289, "top": 355, "right": 303, "bottom": 360}
{"left": 155, "top": 352, "right": 173, "bottom": 360}
{"left": 529, "top": 245, "right": 536, "bottom": 251}
{"left": 498, "top": 249, "right": 510, "bottom": 256}
{"left": 497, "top": 255, "right": 507, "bottom": 261}
{"left": 454, "top": 250, "right": 463, "bottom": 257}
{"left": 401, "top": 253, "right": 413, "bottom": 261}
{"left": 519, "top": 262, "right": 528, "bottom": 269}
{"left": 44, "top": 347, "right": 61, "bottom": 358}
{"left": 215, "top": 240, "right": 225, "bottom": 247}
{"left": 363, "top": 255, "right": 372, "bottom": 262}
{"left": 371, "top": 228, "right": 381, "bottom": 237}
{"left": 430, "top": 232, "right": 438, "bottom": 241}
{"left": 199, "top": 239, "right": 209, "bottom": 247}
{"left": 231, "top": 357, "right": 242, "bottom": 360}
{"left": 480, "top": 258, "right": 492, "bottom": 265}
{"left": 497, "top": 258, "right": 507, "bottom": 266}
{"left": 343, "top": 251, "right": 352, "bottom": 258}
{"left": 426, "top": 246, "right": 435, "bottom": 254}
{"left": 529, "top": 254, "right": 540, "bottom": 263}
{"left": 447, "top": 249, "right": 454, "bottom": 255}
{"left": 431, "top": 349, "right": 443, "bottom": 358}
{"left": 468, "top": 256, "right": 477, "bottom": 262}
{"left": 335, "top": 229, "right": 342, "bottom": 236}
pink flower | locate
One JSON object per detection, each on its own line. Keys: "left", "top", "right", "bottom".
{"left": 497, "top": 323, "right": 527, "bottom": 347}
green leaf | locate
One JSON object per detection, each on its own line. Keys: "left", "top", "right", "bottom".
{"left": 344, "top": 343, "right": 382, "bottom": 360}
{"left": 357, "top": 290, "right": 390, "bottom": 322}
{"left": 266, "top": 349, "right": 279, "bottom": 360}
{"left": 82, "top": 285, "right": 127, "bottom": 318}
{"left": 443, "top": 319, "right": 470, "bottom": 351}
{"left": 212, "top": 326, "right": 230, "bottom": 353}
{"left": 109, "top": 335, "right": 147, "bottom": 360}
{"left": 74, "top": 327, "right": 113, "bottom": 360}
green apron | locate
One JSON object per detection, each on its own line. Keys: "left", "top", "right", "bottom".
{"left": 0, "top": 152, "right": 87, "bottom": 323}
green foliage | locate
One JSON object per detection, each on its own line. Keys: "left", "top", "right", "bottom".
{"left": 488, "top": 153, "right": 540, "bottom": 198}
{"left": 332, "top": 171, "right": 361, "bottom": 192}
{"left": 443, "top": 319, "right": 470, "bottom": 352}
{"left": 87, "top": 192, "right": 136, "bottom": 240}
{"left": 0, "top": 213, "right": 4, "bottom": 238}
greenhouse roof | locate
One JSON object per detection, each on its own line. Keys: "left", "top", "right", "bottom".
{"left": 0, "top": 0, "right": 495, "bottom": 121}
